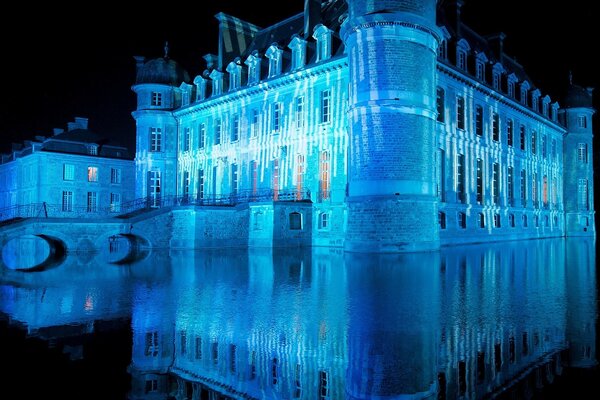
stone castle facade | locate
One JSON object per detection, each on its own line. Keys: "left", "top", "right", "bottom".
{"left": 132, "top": 0, "right": 595, "bottom": 252}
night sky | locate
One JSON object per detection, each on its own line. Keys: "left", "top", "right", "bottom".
{"left": 0, "top": 0, "right": 596, "bottom": 154}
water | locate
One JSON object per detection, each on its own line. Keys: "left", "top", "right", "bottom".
{"left": 0, "top": 238, "right": 597, "bottom": 399}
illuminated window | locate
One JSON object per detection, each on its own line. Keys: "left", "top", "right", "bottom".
{"left": 87, "top": 191, "right": 97, "bottom": 212}
{"left": 245, "top": 52, "right": 260, "bottom": 85}
{"left": 272, "top": 102, "right": 282, "bottom": 132}
{"left": 110, "top": 193, "right": 121, "bottom": 212}
{"left": 88, "top": 145, "right": 97, "bottom": 155}
{"left": 266, "top": 44, "right": 282, "bottom": 78}
{"left": 436, "top": 87, "right": 445, "bottom": 122}
{"left": 578, "top": 143, "right": 587, "bottom": 163}
{"left": 289, "top": 212, "right": 302, "bottom": 230}
{"left": 508, "top": 166, "right": 514, "bottom": 205}
{"left": 519, "top": 125, "right": 526, "bottom": 151}
{"left": 320, "top": 90, "right": 331, "bottom": 124}
{"left": 63, "top": 164, "right": 74, "bottom": 181}
{"left": 476, "top": 158, "right": 483, "bottom": 204}
{"left": 87, "top": 166, "right": 98, "bottom": 182}
{"left": 438, "top": 211, "right": 446, "bottom": 229}
{"left": 227, "top": 61, "right": 241, "bottom": 91}
{"left": 318, "top": 212, "right": 329, "bottom": 230}
{"left": 231, "top": 163, "right": 238, "bottom": 197}
{"left": 475, "top": 105, "right": 483, "bottom": 136}
{"left": 62, "top": 190, "right": 73, "bottom": 212}
{"left": 319, "top": 151, "right": 331, "bottom": 201}
{"left": 492, "top": 113, "right": 500, "bottom": 141}
{"left": 273, "top": 159, "right": 279, "bottom": 201}
{"left": 456, "top": 97, "right": 465, "bottom": 130}
{"left": 507, "top": 119, "right": 513, "bottom": 146}
{"left": 578, "top": 115, "right": 587, "bottom": 128}
{"left": 231, "top": 115, "right": 240, "bottom": 142}
{"left": 578, "top": 179, "right": 589, "bottom": 210}
{"left": 493, "top": 213, "right": 501, "bottom": 228}
{"left": 150, "top": 127, "right": 162, "bottom": 152}
{"left": 183, "top": 127, "right": 191, "bottom": 151}
{"left": 456, "top": 154, "right": 465, "bottom": 203}
{"left": 457, "top": 212, "right": 466, "bottom": 229}
{"left": 197, "top": 169, "right": 204, "bottom": 201}
{"left": 296, "top": 154, "right": 304, "bottom": 200}
{"left": 215, "top": 119, "right": 222, "bottom": 145}
{"left": 198, "top": 123, "right": 205, "bottom": 149}
{"left": 296, "top": 96, "right": 305, "bottom": 129}
{"left": 492, "top": 163, "right": 499, "bottom": 205}
{"left": 151, "top": 92, "right": 162, "bottom": 106}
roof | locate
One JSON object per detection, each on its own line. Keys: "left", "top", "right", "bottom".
{"left": 135, "top": 57, "right": 190, "bottom": 86}
{"left": 564, "top": 84, "right": 594, "bottom": 108}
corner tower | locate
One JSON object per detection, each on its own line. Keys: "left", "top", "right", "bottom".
{"left": 131, "top": 47, "right": 189, "bottom": 206}
{"left": 561, "top": 83, "right": 595, "bottom": 236}
{"left": 341, "top": 0, "right": 441, "bottom": 252}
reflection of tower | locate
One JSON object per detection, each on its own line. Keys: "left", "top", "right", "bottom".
{"left": 345, "top": 252, "right": 440, "bottom": 398}
{"left": 565, "top": 238, "right": 597, "bottom": 368}
{"left": 561, "top": 83, "right": 595, "bottom": 236}
{"left": 341, "top": 0, "right": 441, "bottom": 252}
{"left": 132, "top": 48, "right": 190, "bottom": 203}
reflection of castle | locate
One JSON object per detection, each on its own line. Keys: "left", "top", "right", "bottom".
{"left": 127, "top": 239, "right": 596, "bottom": 399}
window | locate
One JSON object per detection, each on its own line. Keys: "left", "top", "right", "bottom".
{"left": 245, "top": 53, "right": 260, "bottom": 85}
{"left": 289, "top": 36, "right": 306, "bottom": 71}
{"left": 148, "top": 170, "right": 161, "bottom": 207}
{"left": 251, "top": 110, "right": 259, "bottom": 138}
{"left": 476, "top": 61, "right": 485, "bottom": 80}
{"left": 478, "top": 213, "right": 485, "bottom": 228}
{"left": 475, "top": 105, "right": 483, "bottom": 136}
{"left": 494, "top": 214, "right": 501, "bottom": 228}
{"left": 229, "top": 344, "right": 237, "bottom": 373}
{"left": 110, "top": 168, "right": 121, "bottom": 184}
{"left": 457, "top": 50, "right": 467, "bottom": 70}
{"left": 198, "top": 123, "right": 205, "bottom": 149}
{"left": 544, "top": 215, "right": 549, "bottom": 227}
{"left": 296, "top": 154, "right": 304, "bottom": 200}
{"left": 438, "top": 40, "right": 447, "bottom": 59}
{"left": 319, "top": 371, "right": 329, "bottom": 399}
{"left": 251, "top": 160, "right": 258, "bottom": 196}
{"left": 534, "top": 215, "right": 539, "bottom": 227}
{"left": 531, "top": 131, "right": 536, "bottom": 155}
{"left": 272, "top": 358, "right": 279, "bottom": 385}
{"left": 88, "top": 145, "right": 97, "bottom": 155}
{"left": 110, "top": 193, "right": 121, "bottom": 212}
{"left": 437, "top": 149, "right": 446, "bottom": 201}
{"left": 87, "top": 166, "right": 98, "bottom": 182}
{"left": 492, "top": 113, "right": 500, "bottom": 142}
{"left": 87, "top": 191, "right": 97, "bottom": 212}
{"left": 150, "top": 127, "right": 162, "bottom": 152}
{"left": 144, "top": 332, "right": 159, "bottom": 356}
{"left": 197, "top": 169, "right": 204, "bottom": 201}
{"left": 319, "top": 151, "right": 331, "bottom": 201}
{"left": 519, "top": 125, "right": 526, "bottom": 151}
{"left": 532, "top": 172, "right": 538, "bottom": 207}
{"left": 508, "top": 80, "right": 515, "bottom": 98}
{"left": 458, "top": 212, "right": 466, "bottom": 229}
{"left": 231, "top": 115, "right": 240, "bottom": 142}
{"left": 520, "top": 169, "right": 527, "bottom": 207}
{"left": 151, "top": 92, "right": 162, "bottom": 106}
{"left": 211, "top": 342, "right": 219, "bottom": 364}
{"left": 272, "top": 159, "right": 279, "bottom": 201}
{"left": 541, "top": 135, "right": 546, "bottom": 158}
{"left": 314, "top": 25, "right": 332, "bottom": 62}
{"left": 456, "top": 154, "right": 465, "bottom": 203}
{"left": 439, "top": 212, "right": 446, "bottom": 229}
{"left": 215, "top": 119, "right": 222, "bottom": 145}
{"left": 509, "top": 214, "right": 515, "bottom": 227}
{"left": 476, "top": 158, "right": 483, "bottom": 204}
{"left": 183, "top": 127, "right": 191, "bottom": 151}
{"left": 296, "top": 96, "right": 305, "bottom": 129}
{"left": 493, "top": 71, "right": 501, "bottom": 90}
{"left": 62, "top": 190, "right": 73, "bottom": 212}
{"left": 227, "top": 61, "right": 241, "bottom": 91}
{"left": 551, "top": 176, "right": 557, "bottom": 206}
{"left": 578, "top": 115, "right": 587, "bottom": 128}
{"left": 318, "top": 212, "right": 329, "bottom": 230}
{"left": 523, "top": 214, "right": 528, "bottom": 228}
{"left": 456, "top": 97, "right": 465, "bottom": 130}
{"left": 492, "top": 163, "right": 500, "bottom": 205}
{"left": 63, "top": 164, "right": 74, "bottom": 181}
{"left": 144, "top": 379, "right": 158, "bottom": 394}
{"left": 507, "top": 119, "right": 513, "bottom": 147}
{"left": 578, "top": 179, "right": 589, "bottom": 210}
{"left": 542, "top": 176, "right": 548, "bottom": 205}
{"left": 578, "top": 143, "right": 588, "bottom": 163}
{"left": 195, "top": 337, "right": 202, "bottom": 360}
{"left": 253, "top": 211, "right": 264, "bottom": 230}
{"left": 289, "top": 212, "right": 302, "bottom": 230}
{"left": 551, "top": 139, "right": 557, "bottom": 160}
{"left": 320, "top": 90, "right": 331, "bottom": 124}
{"left": 508, "top": 167, "right": 514, "bottom": 206}
{"left": 436, "top": 87, "right": 445, "bottom": 123}
{"left": 272, "top": 102, "right": 282, "bottom": 132}
{"left": 183, "top": 171, "right": 190, "bottom": 199}
{"left": 231, "top": 163, "right": 238, "bottom": 197}
{"left": 266, "top": 45, "right": 282, "bottom": 77}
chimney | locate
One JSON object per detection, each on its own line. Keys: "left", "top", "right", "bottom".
{"left": 486, "top": 32, "right": 506, "bottom": 62}
{"left": 67, "top": 122, "right": 78, "bottom": 131}
{"left": 203, "top": 54, "right": 218, "bottom": 70}
{"left": 53, "top": 128, "right": 64, "bottom": 136}
{"left": 304, "top": 0, "right": 322, "bottom": 39}
{"left": 75, "top": 117, "right": 89, "bottom": 130}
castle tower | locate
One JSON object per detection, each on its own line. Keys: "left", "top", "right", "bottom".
{"left": 131, "top": 47, "right": 189, "bottom": 206}
{"left": 341, "top": 0, "right": 442, "bottom": 252}
{"left": 561, "top": 83, "right": 595, "bottom": 236}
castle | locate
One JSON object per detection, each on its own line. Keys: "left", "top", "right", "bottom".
{"left": 131, "top": 0, "right": 594, "bottom": 253}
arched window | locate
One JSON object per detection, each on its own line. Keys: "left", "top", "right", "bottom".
{"left": 318, "top": 212, "right": 329, "bottom": 230}
{"left": 289, "top": 212, "right": 302, "bottom": 230}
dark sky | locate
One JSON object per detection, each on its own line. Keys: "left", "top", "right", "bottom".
{"left": 0, "top": 0, "right": 596, "bottom": 154}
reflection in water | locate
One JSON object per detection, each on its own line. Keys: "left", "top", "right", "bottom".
{"left": 0, "top": 239, "right": 596, "bottom": 399}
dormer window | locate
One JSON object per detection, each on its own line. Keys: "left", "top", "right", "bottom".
{"left": 194, "top": 75, "right": 207, "bottom": 102}
{"left": 507, "top": 73, "right": 518, "bottom": 98}
{"left": 492, "top": 62, "right": 505, "bottom": 91}
{"left": 520, "top": 81, "right": 530, "bottom": 106}
{"left": 531, "top": 89, "right": 540, "bottom": 112}
{"left": 313, "top": 24, "right": 333, "bottom": 62}
{"left": 475, "top": 52, "right": 488, "bottom": 81}
{"left": 265, "top": 44, "right": 282, "bottom": 78}
{"left": 288, "top": 35, "right": 307, "bottom": 71}
{"left": 244, "top": 51, "right": 261, "bottom": 85}
{"left": 542, "top": 95, "right": 551, "bottom": 117}
{"left": 180, "top": 83, "right": 191, "bottom": 106}
{"left": 209, "top": 69, "right": 224, "bottom": 96}
{"left": 226, "top": 59, "right": 242, "bottom": 91}
{"left": 88, "top": 145, "right": 98, "bottom": 156}
{"left": 551, "top": 102, "right": 559, "bottom": 122}
{"left": 151, "top": 92, "right": 162, "bottom": 107}
{"left": 456, "top": 39, "right": 470, "bottom": 71}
